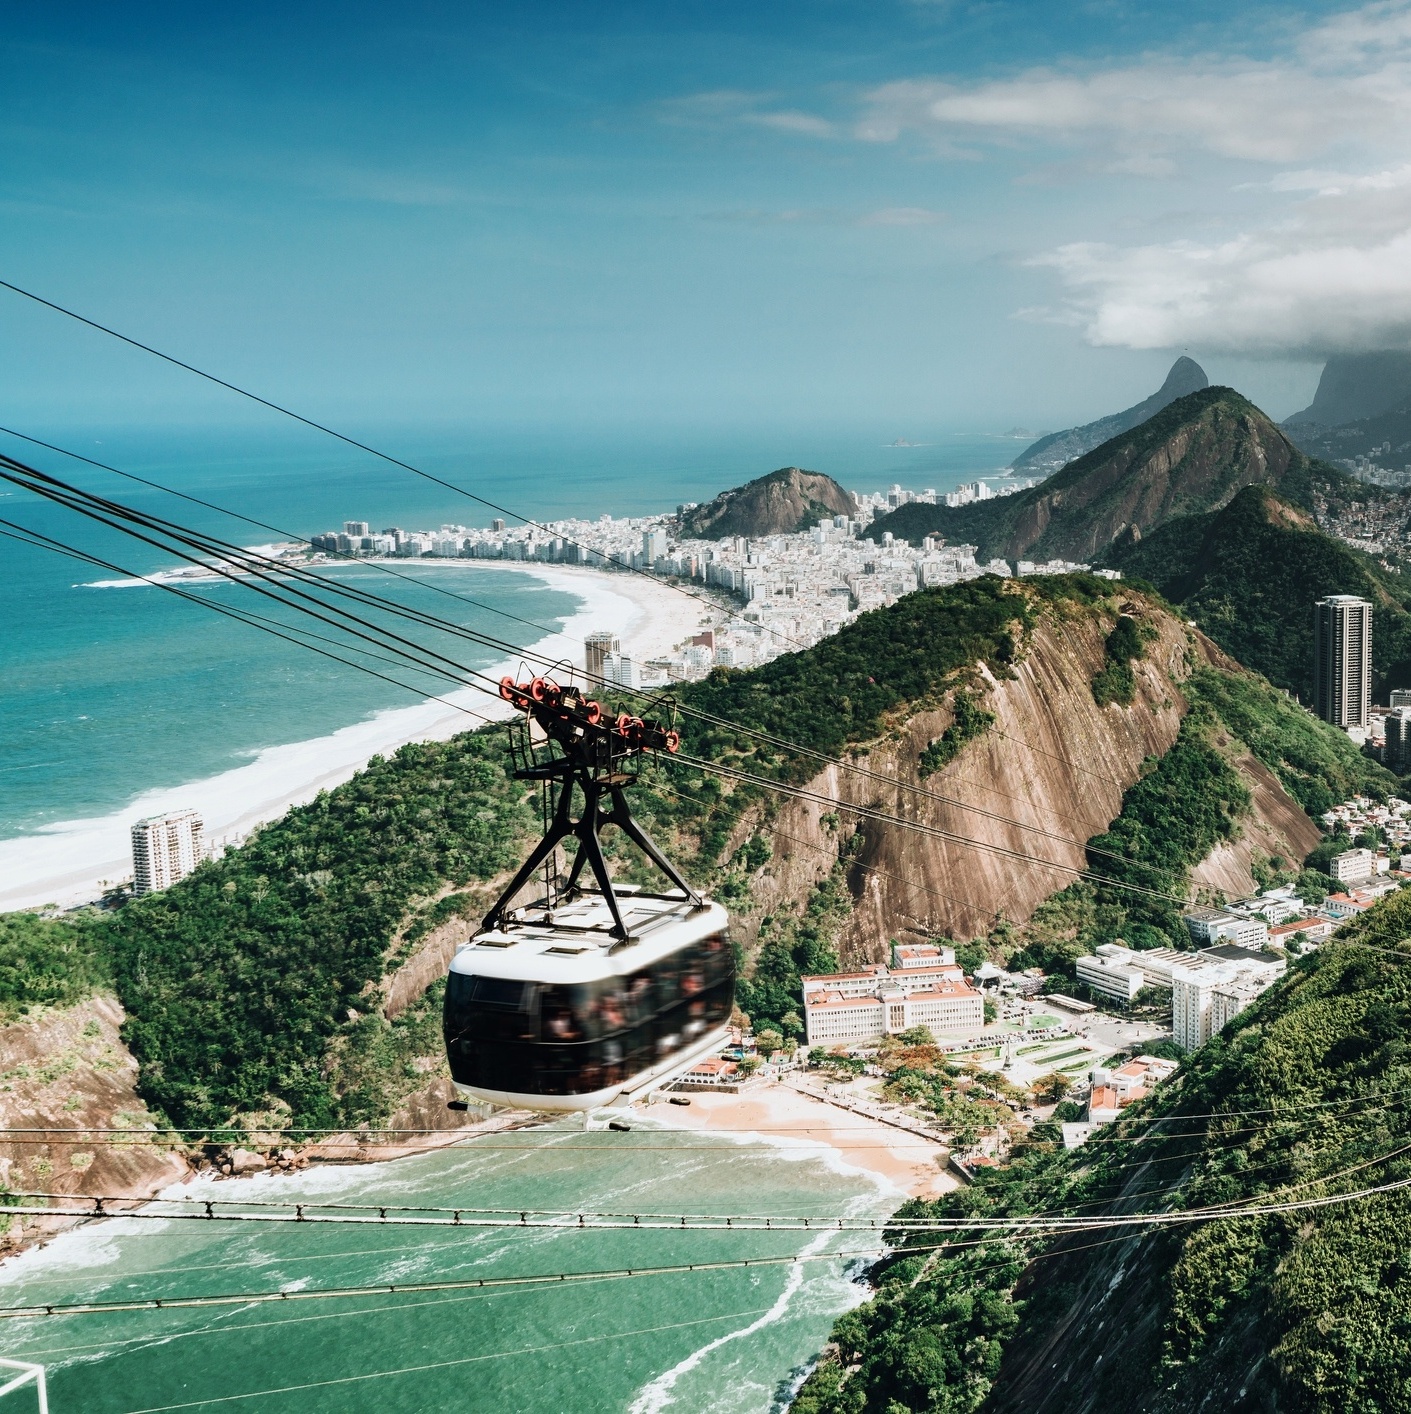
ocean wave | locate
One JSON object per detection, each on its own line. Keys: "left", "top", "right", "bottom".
{"left": 628, "top": 1188, "right": 884, "bottom": 1414}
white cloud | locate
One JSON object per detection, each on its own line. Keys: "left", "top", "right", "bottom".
{"left": 849, "top": 0, "right": 1411, "bottom": 355}
{"left": 1033, "top": 230, "right": 1411, "bottom": 353}
{"left": 856, "top": 54, "right": 1404, "bottom": 165}
{"left": 858, "top": 205, "right": 947, "bottom": 226}
{"left": 658, "top": 89, "right": 835, "bottom": 138}
{"left": 747, "top": 110, "right": 835, "bottom": 138}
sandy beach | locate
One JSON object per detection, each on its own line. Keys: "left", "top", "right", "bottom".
{"left": 654, "top": 1078, "right": 960, "bottom": 1201}
{"left": 0, "top": 561, "right": 709, "bottom": 911}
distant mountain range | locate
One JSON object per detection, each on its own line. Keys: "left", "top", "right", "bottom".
{"left": 1010, "top": 356, "right": 1209, "bottom": 473}
{"left": 871, "top": 386, "right": 1356, "bottom": 565}
{"left": 676, "top": 466, "right": 854, "bottom": 540}
{"left": 1282, "top": 351, "right": 1411, "bottom": 467}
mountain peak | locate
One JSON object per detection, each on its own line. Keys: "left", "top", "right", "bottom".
{"left": 1155, "top": 355, "right": 1210, "bottom": 400}
{"left": 676, "top": 466, "right": 855, "bottom": 540}
{"left": 1012, "top": 356, "right": 1209, "bottom": 473}
{"left": 1286, "top": 350, "right": 1411, "bottom": 427}
{"left": 870, "top": 386, "right": 1345, "bottom": 564}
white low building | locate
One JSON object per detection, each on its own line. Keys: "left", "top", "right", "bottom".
{"left": 1074, "top": 952, "right": 1144, "bottom": 1001}
{"left": 1183, "top": 909, "right": 1269, "bottom": 950}
{"left": 1329, "top": 847, "right": 1377, "bottom": 884}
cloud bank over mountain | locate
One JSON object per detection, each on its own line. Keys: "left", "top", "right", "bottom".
{"left": 849, "top": 1, "right": 1411, "bottom": 356}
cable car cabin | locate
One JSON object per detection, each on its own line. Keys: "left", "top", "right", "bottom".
{"left": 443, "top": 674, "right": 732, "bottom": 1110}
{"left": 444, "top": 887, "right": 733, "bottom": 1110}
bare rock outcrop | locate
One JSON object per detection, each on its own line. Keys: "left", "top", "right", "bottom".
{"left": 0, "top": 993, "right": 188, "bottom": 1249}
{"left": 727, "top": 602, "right": 1324, "bottom": 962}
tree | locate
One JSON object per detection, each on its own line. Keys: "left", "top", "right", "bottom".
{"left": 779, "top": 1010, "right": 804, "bottom": 1039}
{"left": 896, "top": 1025, "right": 936, "bottom": 1046}
{"left": 983, "top": 998, "right": 998, "bottom": 1024}
{"left": 755, "top": 1028, "right": 785, "bottom": 1058}
{"left": 1034, "top": 1072, "right": 1071, "bottom": 1103}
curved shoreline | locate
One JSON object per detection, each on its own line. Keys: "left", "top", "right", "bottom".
{"left": 0, "top": 562, "right": 707, "bottom": 911}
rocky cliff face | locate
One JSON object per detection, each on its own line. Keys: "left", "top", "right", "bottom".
{"left": 1000, "top": 390, "right": 1319, "bottom": 564}
{"left": 0, "top": 993, "right": 188, "bottom": 1250}
{"left": 725, "top": 596, "right": 1320, "bottom": 959}
{"left": 870, "top": 388, "right": 1347, "bottom": 566}
{"left": 1286, "top": 349, "right": 1411, "bottom": 427}
{"left": 677, "top": 467, "right": 855, "bottom": 540}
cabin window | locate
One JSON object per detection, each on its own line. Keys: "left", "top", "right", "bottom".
{"left": 444, "top": 933, "right": 735, "bottom": 1095}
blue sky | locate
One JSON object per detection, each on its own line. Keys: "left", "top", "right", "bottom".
{"left": 5, "top": 0, "right": 1411, "bottom": 434}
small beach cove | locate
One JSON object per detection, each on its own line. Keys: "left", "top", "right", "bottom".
{"left": 0, "top": 1084, "right": 912, "bottom": 1413}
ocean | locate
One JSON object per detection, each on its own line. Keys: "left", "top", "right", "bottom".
{"left": 0, "top": 1120, "right": 897, "bottom": 1412}
{"left": 0, "top": 421, "right": 1017, "bottom": 850}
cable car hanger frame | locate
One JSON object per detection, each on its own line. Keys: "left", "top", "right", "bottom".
{"left": 483, "top": 673, "right": 703, "bottom": 945}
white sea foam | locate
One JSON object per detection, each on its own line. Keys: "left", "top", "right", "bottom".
{"left": 0, "top": 562, "right": 672, "bottom": 910}
{"left": 628, "top": 1189, "right": 883, "bottom": 1414}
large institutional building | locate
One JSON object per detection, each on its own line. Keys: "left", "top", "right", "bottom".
{"left": 1313, "top": 595, "right": 1373, "bottom": 729}
{"left": 1170, "top": 947, "right": 1284, "bottom": 1051}
{"left": 131, "top": 809, "right": 205, "bottom": 895}
{"left": 801, "top": 944, "right": 985, "bottom": 1046}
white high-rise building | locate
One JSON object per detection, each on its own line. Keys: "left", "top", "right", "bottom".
{"left": 603, "top": 652, "right": 637, "bottom": 690}
{"left": 1314, "top": 595, "right": 1373, "bottom": 729}
{"left": 584, "top": 632, "right": 620, "bottom": 685}
{"left": 131, "top": 810, "right": 205, "bottom": 895}
{"left": 642, "top": 530, "right": 668, "bottom": 565}
{"left": 1171, "top": 949, "right": 1284, "bottom": 1051}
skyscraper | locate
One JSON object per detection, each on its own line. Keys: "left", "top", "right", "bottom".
{"left": 584, "top": 631, "right": 620, "bottom": 684}
{"left": 131, "top": 809, "right": 205, "bottom": 895}
{"left": 1313, "top": 595, "right": 1373, "bottom": 728}
{"left": 1388, "top": 707, "right": 1411, "bottom": 772}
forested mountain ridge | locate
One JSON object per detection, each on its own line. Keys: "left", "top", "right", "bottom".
{"left": 871, "top": 388, "right": 1364, "bottom": 564}
{"left": 1010, "top": 356, "right": 1208, "bottom": 474}
{"left": 1108, "top": 483, "right": 1411, "bottom": 700}
{"left": 793, "top": 891, "right": 1411, "bottom": 1414}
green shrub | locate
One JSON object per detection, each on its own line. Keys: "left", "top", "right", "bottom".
{"left": 0, "top": 912, "right": 109, "bottom": 1019}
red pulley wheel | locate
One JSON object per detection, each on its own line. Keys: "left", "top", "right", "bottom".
{"left": 498, "top": 676, "right": 516, "bottom": 702}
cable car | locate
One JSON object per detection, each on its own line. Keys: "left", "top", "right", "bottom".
{"left": 443, "top": 675, "right": 734, "bottom": 1111}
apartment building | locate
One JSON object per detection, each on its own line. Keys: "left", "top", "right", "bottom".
{"left": 131, "top": 809, "right": 205, "bottom": 895}
{"left": 1313, "top": 595, "right": 1373, "bottom": 729}
{"left": 1171, "top": 949, "right": 1285, "bottom": 1051}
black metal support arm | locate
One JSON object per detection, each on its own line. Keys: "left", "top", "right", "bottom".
{"left": 480, "top": 758, "right": 702, "bottom": 943}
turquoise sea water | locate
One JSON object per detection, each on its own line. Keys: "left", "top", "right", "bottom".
{"left": 0, "top": 422, "right": 1016, "bottom": 841}
{"left": 0, "top": 1121, "right": 896, "bottom": 1412}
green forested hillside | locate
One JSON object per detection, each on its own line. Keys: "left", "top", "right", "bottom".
{"left": 0, "top": 911, "right": 108, "bottom": 1021}
{"left": 1110, "top": 484, "right": 1411, "bottom": 700}
{"left": 86, "top": 574, "right": 1124, "bottom": 1131}
{"left": 793, "top": 891, "right": 1411, "bottom": 1414}
{"left": 870, "top": 388, "right": 1364, "bottom": 563}
{"left": 102, "top": 733, "right": 538, "bottom": 1129}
